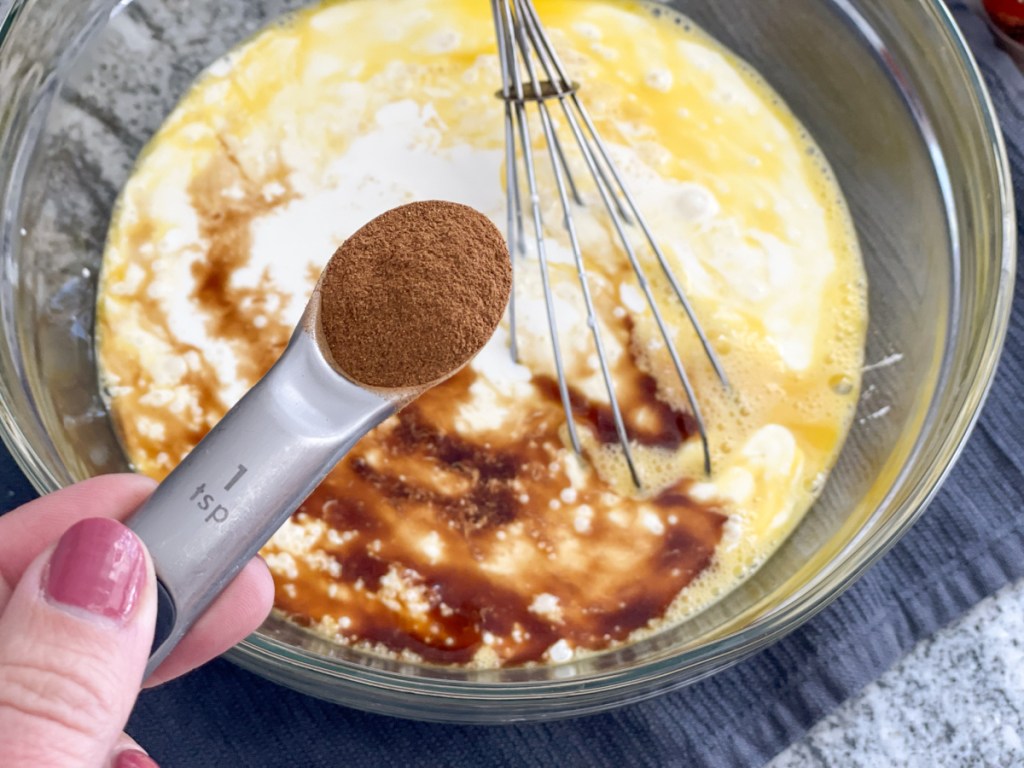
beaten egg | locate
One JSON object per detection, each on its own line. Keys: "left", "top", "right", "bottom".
{"left": 97, "top": 0, "right": 867, "bottom": 666}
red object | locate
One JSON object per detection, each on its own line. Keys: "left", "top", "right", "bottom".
{"left": 115, "top": 750, "right": 160, "bottom": 768}
{"left": 984, "top": 0, "right": 1024, "bottom": 41}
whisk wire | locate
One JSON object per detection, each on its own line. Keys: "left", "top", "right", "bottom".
{"left": 494, "top": 0, "right": 585, "bottom": 459}
{"left": 494, "top": 0, "right": 725, "bottom": 481}
{"left": 508, "top": 0, "right": 642, "bottom": 486}
{"left": 521, "top": 0, "right": 714, "bottom": 475}
{"left": 518, "top": 0, "right": 728, "bottom": 388}
{"left": 492, "top": 0, "right": 519, "bottom": 361}
{"left": 548, "top": 127, "right": 584, "bottom": 206}
{"left": 554, "top": 93, "right": 715, "bottom": 475}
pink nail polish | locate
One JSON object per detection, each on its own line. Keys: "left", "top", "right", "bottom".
{"left": 45, "top": 518, "right": 146, "bottom": 623}
{"left": 115, "top": 749, "right": 159, "bottom": 768}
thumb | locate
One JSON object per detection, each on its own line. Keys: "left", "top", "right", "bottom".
{"left": 0, "top": 518, "right": 156, "bottom": 768}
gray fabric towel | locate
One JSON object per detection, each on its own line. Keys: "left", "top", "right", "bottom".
{"left": 0, "top": 2, "right": 1021, "bottom": 765}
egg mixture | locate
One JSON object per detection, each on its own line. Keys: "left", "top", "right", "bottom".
{"left": 97, "top": 0, "right": 867, "bottom": 666}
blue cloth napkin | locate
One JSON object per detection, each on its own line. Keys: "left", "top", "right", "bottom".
{"left": 1, "top": 3, "right": 1021, "bottom": 766}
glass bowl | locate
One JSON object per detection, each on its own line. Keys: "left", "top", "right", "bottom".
{"left": 0, "top": 0, "right": 1014, "bottom": 723}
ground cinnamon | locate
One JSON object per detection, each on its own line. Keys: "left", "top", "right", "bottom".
{"left": 319, "top": 200, "right": 512, "bottom": 389}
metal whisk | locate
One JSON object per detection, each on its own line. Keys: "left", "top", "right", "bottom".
{"left": 490, "top": 0, "right": 728, "bottom": 486}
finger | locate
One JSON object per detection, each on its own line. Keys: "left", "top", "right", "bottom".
{"left": 0, "top": 575, "right": 10, "bottom": 614}
{"left": 110, "top": 733, "right": 159, "bottom": 768}
{"left": 0, "top": 518, "right": 156, "bottom": 767}
{"left": 0, "top": 475, "right": 155, "bottom": 617}
{"left": 0, "top": 474, "right": 275, "bottom": 686}
{"left": 0, "top": 474, "right": 157, "bottom": 587}
{"left": 113, "top": 748, "right": 160, "bottom": 768}
{"left": 145, "top": 555, "right": 274, "bottom": 687}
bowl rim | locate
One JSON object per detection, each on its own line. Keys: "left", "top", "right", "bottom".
{"left": 221, "top": 0, "right": 1019, "bottom": 720}
{"left": 0, "top": 0, "right": 1017, "bottom": 723}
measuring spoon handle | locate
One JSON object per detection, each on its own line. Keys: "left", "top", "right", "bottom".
{"left": 126, "top": 329, "right": 395, "bottom": 676}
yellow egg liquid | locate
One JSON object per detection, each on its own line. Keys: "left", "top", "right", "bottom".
{"left": 97, "top": 0, "right": 867, "bottom": 666}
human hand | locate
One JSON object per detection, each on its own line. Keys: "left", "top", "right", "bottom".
{"left": 0, "top": 474, "right": 275, "bottom": 767}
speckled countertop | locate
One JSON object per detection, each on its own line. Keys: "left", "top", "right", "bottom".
{"left": 771, "top": 577, "right": 1024, "bottom": 766}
